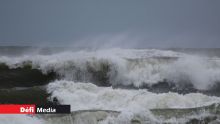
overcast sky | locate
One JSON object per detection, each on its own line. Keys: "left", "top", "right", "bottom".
{"left": 0, "top": 0, "right": 220, "bottom": 48}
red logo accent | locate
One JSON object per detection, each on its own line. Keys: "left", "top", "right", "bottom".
{"left": 0, "top": 104, "right": 35, "bottom": 114}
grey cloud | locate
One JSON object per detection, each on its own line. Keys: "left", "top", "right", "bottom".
{"left": 0, "top": 0, "right": 220, "bottom": 48}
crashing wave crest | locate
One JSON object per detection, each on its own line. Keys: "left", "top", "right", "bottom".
{"left": 1, "top": 48, "right": 220, "bottom": 90}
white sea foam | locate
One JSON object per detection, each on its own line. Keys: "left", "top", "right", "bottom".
{"left": 1, "top": 48, "right": 220, "bottom": 90}
{"left": 47, "top": 80, "right": 220, "bottom": 111}
{"left": 46, "top": 80, "right": 220, "bottom": 123}
{"left": 163, "top": 56, "right": 220, "bottom": 89}
{"left": 1, "top": 49, "right": 220, "bottom": 123}
{"left": 0, "top": 115, "right": 44, "bottom": 124}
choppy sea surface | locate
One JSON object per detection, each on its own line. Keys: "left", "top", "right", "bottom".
{"left": 1, "top": 47, "right": 220, "bottom": 124}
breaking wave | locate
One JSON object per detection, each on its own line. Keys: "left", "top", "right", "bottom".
{"left": 2, "top": 47, "right": 220, "bottom": 123}
{"left": 47, "top": 80, "right": 220, "bottom": 110}
{"left": 1, "top": 48, "right": 220, "bottom": 90}
{"left": 2, "top": 80, "right": 220, "bottom": 124}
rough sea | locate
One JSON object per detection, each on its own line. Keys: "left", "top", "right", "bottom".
{"left": 1, "top": 47, "right": 220, "bottom": 124}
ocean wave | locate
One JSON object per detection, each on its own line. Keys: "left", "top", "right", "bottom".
{"left": 1, "top": 109, "right": 219, "bottom": 124}
{"left": 44, "top": 80, "right": 220, "bottom": 124}
{"left": 0, "top": 114, "right": 44, "bottom": 124}
{"left": 0, "top": 48, "right": 220, "bottom": 90}
{"left": 47, "top": 80, "right": 220, "bottom": 110}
